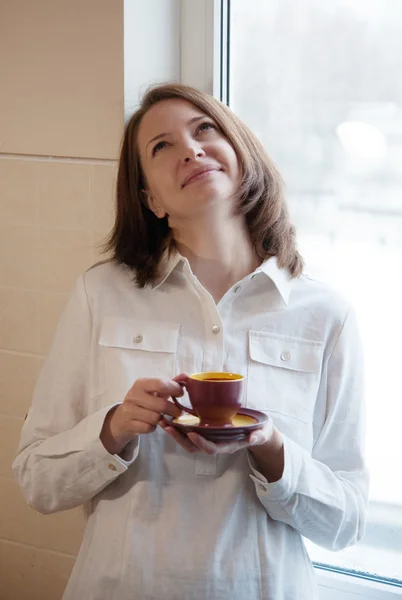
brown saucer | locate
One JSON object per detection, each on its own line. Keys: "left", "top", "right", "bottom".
{"left": 164, "top": 408, "right": 268, "bottom": 442}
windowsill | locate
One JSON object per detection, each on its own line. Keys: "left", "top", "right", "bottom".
{"left": 316, "top": 568, "right": 402, "bottom": 599}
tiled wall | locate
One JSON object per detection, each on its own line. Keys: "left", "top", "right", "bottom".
{"left": 0, "top": 1, "right": 123, "bottom": 598}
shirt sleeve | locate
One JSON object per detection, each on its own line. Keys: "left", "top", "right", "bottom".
{"left": 248, "top": 307, "right": 369, "bottom": 551}
{"left": 12, "top": 274, "right": 139, "bottom": 515}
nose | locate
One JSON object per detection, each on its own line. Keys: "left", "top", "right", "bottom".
{"left": 182, "top": 141, "right": 205, "bottom": 163}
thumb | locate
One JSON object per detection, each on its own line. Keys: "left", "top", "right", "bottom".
{"left": 249, "top": 431, "right": 265, "bottom": 446}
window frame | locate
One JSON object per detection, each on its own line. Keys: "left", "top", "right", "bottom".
{"left": 179, "top": 1, "right": 402, "bottom": 598}
{"left": 316, "top": 568, "right": 402, "bottom": 599}
{"left": 180, "top": 0, "right": 227, "bottom": 101}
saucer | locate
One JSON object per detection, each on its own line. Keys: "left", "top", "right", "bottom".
{"left": 164, "top": 408, "right": 268, "bottom": 442}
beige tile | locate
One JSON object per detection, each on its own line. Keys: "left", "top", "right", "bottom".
{"left": 0, "top": 0, "right": 123, "bottom": 159}
{"left": 0, "top": 540, "right": 39, "bottom": 600}
{"left": 0, "top": 289, "right": 39, "bottom": 354}
{"left": 36, "top": 549, "right": 75, "bottom": 600}
{"left": 0, "top": 479, "right": 39, "bottom": 547}
{"left": 0, "top": 225, "right": 39, "bottom": 289}
{"left": 37, "top": 506, "right": 85, "bottom": 555}
{"left": 38, "top": 293, "right": 69, "bottom": 354}
{"left": 0, "top": 352, "right": 43, "bottom": 418}
{"left": 89, "top": 164, "right": 117, "bottom": 233}
{"left": 38, "top": 228, "right": 94, "bottom": 293}
{"left": 37, "top": 161, "right": 90, "bottom": 230}
{"left": 0, "top": 159, "right": 38, "bottom": 226}
{"left": 91, "top": 231, "right": 112, "bottom": 264}
{"left": 0, "top": 416, "right": 24, "bottom": 479}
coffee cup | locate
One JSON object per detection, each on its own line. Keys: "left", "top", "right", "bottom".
{"left": 172, "top": 372, "right": 244, "bottom": 427}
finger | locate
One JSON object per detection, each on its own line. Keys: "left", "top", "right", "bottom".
{"left": 173, "top": 373, "right": 189, "bottom": 384}
{"left": 187, "top": 433, "right": 256, "bottom": 455}
{"left": 127, "top": 420, "right": 157, "bottom": 435}
{"left": 186, "top": 432, "right": 218, "bottom": 455}
{"left": 126, "top": 390, "right": 182, "bottom": 418}
{"left": 248, "top": 431, "right": 266, "bottom": 446}
{"left": 217, "top": 439, "right": 252, "bottom": 452}
{"left": 131, "top": 378, "right": 185, "bottom": 398}
{"left": 161, "top": 425, "right": 199, "bottom": 453}
{"left": 121, "top": 405, "right": 163, "bottom": 427}
{"left": 248, "top": 421, "right": 274, "bottom": 446}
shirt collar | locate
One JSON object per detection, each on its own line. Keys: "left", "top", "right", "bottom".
{"left": 254, "top": 256, "right": 293, "bottom": 305}
{"left": 153, "top": 251, "right": 293, "bottom": 305}
{"left": 152, "top": 251, "right": 184, "bottom": 289}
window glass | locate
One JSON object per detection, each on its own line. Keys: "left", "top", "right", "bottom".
{"left": 229, "top": 0, "right": 402, "bottom": 581}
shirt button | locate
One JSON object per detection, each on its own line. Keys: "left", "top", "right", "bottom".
{"left": 280, "top": 351, "right": 291, "bottom": 361}
{"left": 212, "top": 325, "right": 221, "bottom": 335}
{"left": 133, "top": 334, "right": 143, "bottom": 344}
{"left": 108, "top": 463, "right": 117, "bottom": 471}
{"left": 234, "top": 285, "right": 241, "bottom": 293}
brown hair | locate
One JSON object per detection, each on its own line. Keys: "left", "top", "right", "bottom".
{"left": 105, "top": 83, "right": 303, "bottom": 287}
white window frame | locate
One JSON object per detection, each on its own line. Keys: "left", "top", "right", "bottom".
{"left": 316, "top": 569, "right": 402, "bottom": 600}
{"left": 180, "top": 0, "right": 224, "bottom": 98}
{"left": 179, "top": 1, "right": 402, "bottom": 598}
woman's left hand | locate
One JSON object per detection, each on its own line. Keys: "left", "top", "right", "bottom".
{"left": 159, "top": 417, "right": 275, "bottom": 455}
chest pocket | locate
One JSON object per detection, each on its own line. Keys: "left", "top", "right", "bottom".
{"left": 247, "top": 330, "right": 323, "bottom": 424}
{"left": 98, "top": 317, "right": 180, "bottom": 402}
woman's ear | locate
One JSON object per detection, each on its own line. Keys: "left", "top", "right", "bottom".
{"left": 143, "top": 190, "right": 166, "bottom": 219}
{"left": 140, "top": 189, "right": 150, "bottom": 208}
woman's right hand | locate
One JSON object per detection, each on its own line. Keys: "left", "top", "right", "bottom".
{"left": 100, "top": 378, "right": 184, "bottom": 455}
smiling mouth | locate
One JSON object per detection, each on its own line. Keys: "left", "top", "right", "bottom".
{"left": 182, "top": 168, "right": 221, "bottom": 188}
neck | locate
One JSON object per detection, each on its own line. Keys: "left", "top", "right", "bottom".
{"left": 171, "top": 212, "right": 261, "bottom": 302}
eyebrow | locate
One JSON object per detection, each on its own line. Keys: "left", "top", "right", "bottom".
{"left": 146, "top": 116, "right": 206, "bottom": 150}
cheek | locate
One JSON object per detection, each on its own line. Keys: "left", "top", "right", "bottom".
{"left": 148, "top": 164, "right": 174, "bottom": 197}
{"left": 227, "top": 143, "right": 240, "bottom": 168}
{"left": 224, "top": 149, "right": 241, "bottom": 182}
{"left": 230, "top": 153, "right": 241, "bottom": 179}
{"left": 213, "top": 142, "right": 240, "bottom": 176}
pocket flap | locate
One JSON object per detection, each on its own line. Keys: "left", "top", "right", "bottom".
{"left": 249, "top": 330, "right": 323, "bottom": 373}
{"left": 99, "top": 318, "right": 179, "bottom": 353}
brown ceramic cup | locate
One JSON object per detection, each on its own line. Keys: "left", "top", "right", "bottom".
{"left": 171, "top": 372, "right": 244, "bottom": 427}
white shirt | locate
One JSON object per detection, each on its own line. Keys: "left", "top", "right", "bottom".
{"left": 13, "top": 254, "right": 369, "bottom": 600}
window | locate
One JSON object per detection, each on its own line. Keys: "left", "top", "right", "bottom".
{"left": 182, "top": 0, "right": 402, "bottom": 597}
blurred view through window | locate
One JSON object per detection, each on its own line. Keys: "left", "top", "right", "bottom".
{"left": 229, "top": 0, "right": 402, "bottom": 581}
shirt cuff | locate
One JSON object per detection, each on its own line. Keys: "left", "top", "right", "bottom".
{"left": 35, "top": 403, "right": 140, "bottom": 472}
{"left": 113, "top": 436, "right": 140, "bottom": 467}
{"left": 248, "top": 434, "right": 303, "bottom": 503}
{"left": 61, "top": 405, "right": 140, "bottom": 488}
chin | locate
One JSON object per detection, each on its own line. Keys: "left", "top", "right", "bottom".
{"left": 188, "top": 180, "right": 234, "bottom": 202}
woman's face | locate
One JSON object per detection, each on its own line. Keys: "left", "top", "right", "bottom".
{"left": 137, "top": 98, "right": 240, "bottom": 221}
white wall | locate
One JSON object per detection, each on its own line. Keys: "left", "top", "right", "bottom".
{"left": 124, "top": 0, "right": 181, "bottom": 119}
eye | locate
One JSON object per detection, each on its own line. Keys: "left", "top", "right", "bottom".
{"left": 152, "top": 140, "right": 168, "bottom": 156}
{"left": 197, "top": 121, "right": 216, "bottom": 133}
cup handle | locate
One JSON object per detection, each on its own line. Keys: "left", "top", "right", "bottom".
{"left": 171, "top": 381, "right": 197, "bottom": 417}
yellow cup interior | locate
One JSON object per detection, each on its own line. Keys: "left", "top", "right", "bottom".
{"left": 190, "top": 372, "right": 244, "bottom": 382}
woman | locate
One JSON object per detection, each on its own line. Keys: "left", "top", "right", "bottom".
{"left": 13, "top": 83, "right": 368, "bottom": 600}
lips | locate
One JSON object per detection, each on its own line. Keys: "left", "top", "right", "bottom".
{"left": 181, "top": 166, "right": 221, "bottom": 188}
